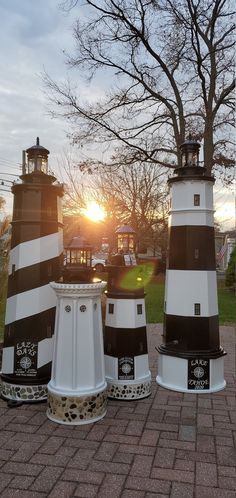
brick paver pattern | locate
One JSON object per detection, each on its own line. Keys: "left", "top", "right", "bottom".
{"left": 0, "top": 325, "right": 235, "bottom": 497}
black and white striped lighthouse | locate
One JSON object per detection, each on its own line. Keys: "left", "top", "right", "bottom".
{"left": 104, "top": 226, "right": 151, "bottom": 400}
{"left": 1, "top": 138, "right": 64, "bottom": 403}
{"left": 156, "top": 137, "right": 226, "bottom": 393}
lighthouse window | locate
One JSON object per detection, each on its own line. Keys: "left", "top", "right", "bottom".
{"left": 109, "top": 303, "right": 114, "bottom": 314}
{"left": 194, "top": 303, "right": 201, "bottom": 315}
{"left": 194, "top": 194, "right": 200, "bottom": 206}
{"left": 12, "top": 264, "right": 16, "bottom": 276}
{"left": 137, "top": 304, "right": 143, "bottom": 315}
{"left": 194, "top": 249, "right": 199, "bottom": 259}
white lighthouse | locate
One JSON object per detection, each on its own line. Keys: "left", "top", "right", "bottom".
{"left": 1, "top": 138, "right": 64, "bottom": 403}
{"left": 156, "top": 138, "right": 226, "bottom": 393}
{"left": 47, "top": 237, "right": 107, "bottom": 425}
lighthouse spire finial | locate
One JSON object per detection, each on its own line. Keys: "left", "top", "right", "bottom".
{"left": 36, "top": 137, "right": 40, "bottom": 146}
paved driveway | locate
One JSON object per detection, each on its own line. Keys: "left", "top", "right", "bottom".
{"left": 0, "top": 325, "right": 235, "bottom": 497}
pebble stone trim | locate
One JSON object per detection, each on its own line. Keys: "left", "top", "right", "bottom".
{"left": 107, "top": 379, "right": 151, "bottom": 400}
{"left": 47, "top": 390, "right": 107, "bottom": 425}
{"left": 0, "top": 380, "right": 47, "bottom": 401}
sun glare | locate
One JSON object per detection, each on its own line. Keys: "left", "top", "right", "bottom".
{"left": 83, "top": 201, "right": 106, "bottom": 222}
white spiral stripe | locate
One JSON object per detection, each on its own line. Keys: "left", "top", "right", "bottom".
{"left": 9, "top": 232, "right": 63, "bottom": 275}
{"left": 5, "top": 284, "right": 57, "bottom": 325}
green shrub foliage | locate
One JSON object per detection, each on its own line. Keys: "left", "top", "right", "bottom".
{"left": 225, "top": 247, "right": 236, "bottom": 288}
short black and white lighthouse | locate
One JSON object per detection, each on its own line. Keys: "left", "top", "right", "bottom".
{"left": 156, "top": 138, "right": 226, "bottom": 393}
{"left": 104, "top": 226, "right": 151, "bottom": 400}
{"left": 1, "top": 138, "right": 64, "bottom": 402}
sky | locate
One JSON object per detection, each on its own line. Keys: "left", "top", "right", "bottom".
{"left": 0, "top": 0, "right": 75, "bottom": 176}
{"left": 0, "top": 0, "right": 235, "bottom": 231}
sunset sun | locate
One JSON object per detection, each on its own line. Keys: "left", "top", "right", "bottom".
{"left": 83, "top": 201, "right": 106, "bottom": 222}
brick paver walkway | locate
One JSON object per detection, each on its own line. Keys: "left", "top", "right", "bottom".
{"left": 0, "top": 325, "right": 235, "bottom": 498}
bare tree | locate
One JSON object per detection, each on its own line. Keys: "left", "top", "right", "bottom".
{"left": 89, "top": 162, "right": 169, "bottom": 254}
{"left": 57, "top": 151, "right": 94, "bottom": 215}
{"left": 0, "top": 196, "right": 6, "bottom": 212}
{"left": 45, "top": 0, "right": 235, "bottom": 177}
{"left": 0, "top": 197, "right": 11, "bottom": 333}
{"left": 0, "top": 196, "right": 10, "bottom": 242}
{"left": 57, "top": 151, "right": 169, "bottom": 254}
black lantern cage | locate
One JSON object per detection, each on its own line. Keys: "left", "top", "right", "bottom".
{"left": 26, "top": 137, "right": 49, "bottom": 175}
{"left": 116, "top": 225, "right": 136, "bottom": 254}
{"left": 179, "top": 137, "right": 201, "bottom": 168}
{"left": 65, "top": 237, "right": 92, "bottom": 268}
{"left": 62, "top": 236, "right": 94, "bottom": 283}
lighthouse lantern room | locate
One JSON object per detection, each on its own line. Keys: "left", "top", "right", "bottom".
{"left": 26, "top": 137, "right": 49, "bottom": 174}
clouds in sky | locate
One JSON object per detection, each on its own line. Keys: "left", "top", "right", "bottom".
{"left": 0, "top": 0, "right": 73, "bottom": 161}
{"left": 0, "top": 0, "right": 82, "bottom": 211}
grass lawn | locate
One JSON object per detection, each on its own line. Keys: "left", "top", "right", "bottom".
{"left": 217, "top": 281, "right": 236, "bottom": 324}
{"left": 145, "top": 275, "right": 236, "bottom": 325}
{"left": 0, "top": 272, "right": 235, "bottom": 342}
{"left": 145, "top": 275, "right": 165, "bottom": 323}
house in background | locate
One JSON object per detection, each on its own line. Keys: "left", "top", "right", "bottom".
{"left": 215, "top": 230, "right": 236, "bottom": 271}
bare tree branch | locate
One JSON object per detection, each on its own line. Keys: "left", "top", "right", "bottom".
{"left": 46, "top": 0, "right": 235, "bottom": 177}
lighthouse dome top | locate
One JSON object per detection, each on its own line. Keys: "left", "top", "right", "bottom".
{"left": 115, "top": 225, "right": 135, "bottom": 234}
{"left": 65, "top": 236, "right": 93, "bottom": 251}
{"left": 26, "top": 137, "right": 50, "bottom": 155}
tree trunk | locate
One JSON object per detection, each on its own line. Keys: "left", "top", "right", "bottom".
{"left": 203, "top": 115, "right": 214, "bottom": 176}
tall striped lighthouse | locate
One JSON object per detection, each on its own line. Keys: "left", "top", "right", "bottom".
{"left": 1, "top": 138, "right": 64, "bottom": 403}
{"left": 156, "top": 138, "right": 226, "bottom": 393}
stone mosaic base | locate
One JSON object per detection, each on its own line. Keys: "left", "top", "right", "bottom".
{"left": 0, "top": 381, "right": 47, "bottom": 402}
{"left": 47, "top": 389, "right": 107, "bottom": 425}
{"left": 107, "top": 379, "right": 151, "bottom": 400}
